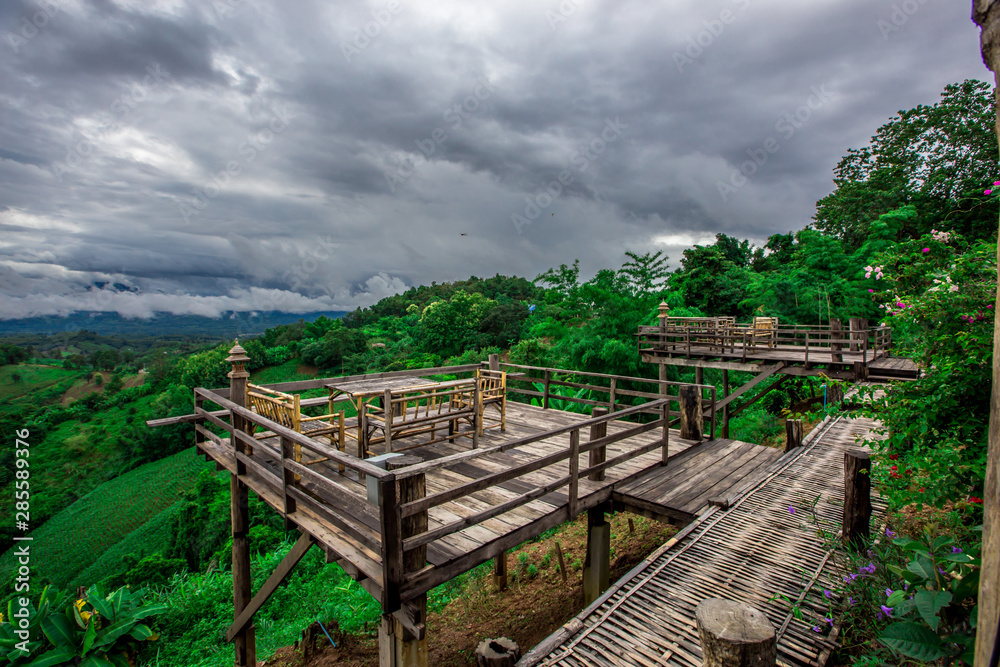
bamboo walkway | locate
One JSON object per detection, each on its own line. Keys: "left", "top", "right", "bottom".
{"left": 521, "top": 399, "right": 886, "bottom": 667}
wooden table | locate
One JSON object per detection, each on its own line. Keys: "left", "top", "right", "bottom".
{"left": 326, "top": 376, "right": 441, "bottom": 445}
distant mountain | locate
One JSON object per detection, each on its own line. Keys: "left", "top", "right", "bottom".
{"left": 0, "top": 311, "right": 346, "bottom": 338}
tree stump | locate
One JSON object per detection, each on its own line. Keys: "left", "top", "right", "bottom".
{"left": 696, "top": 598, "right": 776, "bottom": 667}
{"left": 475, "top": 637, "right": 521, "bottom": 666}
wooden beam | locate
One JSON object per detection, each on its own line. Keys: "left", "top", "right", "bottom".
{"left": 727, "top": 375, "right": 791, "bottom": 419}
{"left": 225, "top": 531, "right": 315, "bottom": 642}
{"left": 712, "top": 363, "right": 785, "bottom": 412}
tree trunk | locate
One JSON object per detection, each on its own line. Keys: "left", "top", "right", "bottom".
{"left": 475, "top": 637, "right": 521, "bottom": 666}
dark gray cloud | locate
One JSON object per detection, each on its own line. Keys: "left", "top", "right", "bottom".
{"left": 0, "top": 0, "right": 990, "bottom": 319}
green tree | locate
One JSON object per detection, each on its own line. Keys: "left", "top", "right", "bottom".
{"left": 617, "top": 250, "right": 669, "bottom": 295}
{"left": 814, "top": 79, "right": 998, "bottom": 250}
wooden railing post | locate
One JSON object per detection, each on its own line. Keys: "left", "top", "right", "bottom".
{"left": 679, "top": 385, "right": 702, "bottom": 441}
{"left": 661, "top": 400, "right": 670, "bottom": 464}
{"left": 804, "top": 331, "right": 810, "bottom": 367}
{"left": 489, "top": 353, "right": 499, "bottom": 372}
{"left": 721, "top": 370, "right": 730, "bottom": 439}
{"left": 226, "top": 342, "right": 255, "bottom": 667}
{"left": 384, "top": 388, "right": 394, "bottom": 453}
{"left": 843, "top": 450, "right": 872, "bottom": 546}
{"left": 386, "top": 455, "right": 427, "bottom": 665}
{"left": 568, "top": 429, "right": 580, "bottom": 517}
{"left": 589, "top": 408, "right": 608, "bottom": 482}
{"left": 608, "top": 377, "right": 617, "bottom": 413}
{"left": 543, "top": 370, "right": 551, "bottom": 410}
{"left": 279, "top": 435, "right": 297, "bottom": 531}
{"left": 830, "top": 319, "right": 843, "bottom": 363}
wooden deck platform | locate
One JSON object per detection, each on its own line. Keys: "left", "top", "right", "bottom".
{"left": 194, "top": 400, "right": 780, "bottom": 606}
{"left": 519, "top": 396, "right": 886, "bottom": 667}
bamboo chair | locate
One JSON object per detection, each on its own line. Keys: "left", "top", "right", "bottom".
{"left": 751, "top": 317, "right": 779, "bottom": 349}
{"left": 456, "top": 369, "right": 506, "bottom": 436}
{"left": 361, "top": 381, "right": 478, "bottom": 457}
{"left": 246, "top": 384, "right": 346, "bottom": 469}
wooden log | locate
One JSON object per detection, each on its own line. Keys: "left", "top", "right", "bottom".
{"left": 475, "top": 637, "right": 521, "bottom": 666}
{"left": 589, "top": 408, "right": 608, "bottom": 482}
{"left": 695, "top": 598, "right": 776, "bottom": 667}
{"left": 843, "top": 450, "right": 872, "bottom": 545}
{"left": 679, "top": 385, "right": 703, "bottom": 441}
{"left": 784, "top": 419, "right": 803, "bottom": 453}
{"left": 489, "top": 353, "right": 499, "bottom": 372}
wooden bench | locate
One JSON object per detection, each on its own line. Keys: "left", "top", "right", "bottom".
{"left": 360, "top": 380, "right": 479, "bottom": 457}
{"left": 246, "top": 384, "right": 345, "bottom": 467}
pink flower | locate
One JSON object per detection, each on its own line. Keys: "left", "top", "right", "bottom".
{"left": 995, "top": 181, "right": 1000, "bottom": 185}
{"left": 987, "top": 189, "right": 993, "bottom": 195}
{"left": 922, "top": 248, "right": 929, "bottom": 253}
{"left": 868, "top": 289, "right": 874, "bottom": 293}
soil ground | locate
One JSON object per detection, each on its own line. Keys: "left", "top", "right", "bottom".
{"left": 261, "top": 511, "right": 677, "bottom": 667}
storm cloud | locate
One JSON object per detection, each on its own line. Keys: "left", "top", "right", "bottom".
{"left": 0, "top": 0, "right": 990, "bottom": 319}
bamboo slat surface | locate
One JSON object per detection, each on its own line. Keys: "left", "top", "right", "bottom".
{"left": 526, "top": 396, "right": 886, "bottom": 667}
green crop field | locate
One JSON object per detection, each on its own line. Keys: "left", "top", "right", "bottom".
{"left": 0, "top": 448, "right": 215, "bottom": 587}
{"left": 0, "top": 364, "right": 81, "bottom": 402}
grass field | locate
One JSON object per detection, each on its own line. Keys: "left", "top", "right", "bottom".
{"left": 250, "top": 359, "right": 318, "bottom": 384}
{"left": 0, "top": 448, "right": 214, "bottom": 587}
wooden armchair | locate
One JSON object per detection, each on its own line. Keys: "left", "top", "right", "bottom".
{"left": 246, "top": 384, "right": 345, "bottom": 466}
{"left": 360, "top": 381, "right": 478, "bottom": 457}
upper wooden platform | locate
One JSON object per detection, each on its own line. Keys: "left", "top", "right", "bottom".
{"left": 638, "top": 322, "right": 919, "bottom": 380}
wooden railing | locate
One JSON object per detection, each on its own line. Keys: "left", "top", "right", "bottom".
{"left": 637, "top": 323, "right": 892, "bottom": 363}
{"left": 496, "top": 362, "right": 717, "bottom": 428}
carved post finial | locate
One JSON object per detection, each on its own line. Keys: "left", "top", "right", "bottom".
{"left": 226, "top": 342, "right": 251, "bottom": 380}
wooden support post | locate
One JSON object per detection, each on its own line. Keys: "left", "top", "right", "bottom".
{"left": 695, "top": 366, "right": 704, "bottom": 386}
{"left": 589, "top": 408, "right": 608, "bottom": 482}
{"left": 476, "top": 638, "right": 521, "bottom": 666}
{"left": 722, "top": 370, "right": 730, "bottom": 439}
{"left": 493, "top": 550, "right": 507, "bottom": 592}
{"left": 843, "top": 450, "right": 872, "bottom": 546}
{"left": 608, "top": 377, "right": 617, "bottom": 412}
{"left": 380, "top": 455, "right": 427, "bottom": 667}
{"left": 828, "top": 383, "right": 844, "bottom": 407}
{"left": 695, "top": 598, "right": 776, "bottom": 667}
{"left": 658, "top": 363, "right": 668, "bottom": 396}
{"left": 226, "top": 343, "right": 255, "bottom": 667}
{"left": 554, "top": 541, "right": 568, "bottom": 582}
{"left": 853, "top": 360, "right": 868, "bottom": 382}
{"left": 784, "top": 419, "right": 803, "bottom": 453}
{"left": 679, "top": 385, "right": 702, "bottom": 441}
{"left": 568, "top": 429, "right": 580, "bottom": 517}
{"left": 583, "top": 504, "right": 610, "bottom": 606}
{"left": 384, "top": 388, "right": 394, "bottom": 454}
{"left": 830, "top": 319, "right": 843, "bottom": 363}
{"left": 489, "top": 353, "right": 499, "bottom": 372}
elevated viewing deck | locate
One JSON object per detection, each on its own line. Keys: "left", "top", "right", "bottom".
{"left": 638, "top": 316, "right": 919, "bottom": 381}
{"left": 149, "top": 356, "right": 787, "bottom": 663}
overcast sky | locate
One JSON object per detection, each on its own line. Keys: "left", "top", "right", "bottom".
{"left": 0, "top": 0, "right": 990, "bottom": 320}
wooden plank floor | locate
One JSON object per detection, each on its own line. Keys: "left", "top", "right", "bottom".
{"left": 197, "top": 401, "right": 779, "bottom": 598}
{"left": 523, "top": 397, "right": 886, "bottom": 667}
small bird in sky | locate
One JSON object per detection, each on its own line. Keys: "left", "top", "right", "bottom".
{"left": 460, "top": 233, "right": 468, "bottom": 236}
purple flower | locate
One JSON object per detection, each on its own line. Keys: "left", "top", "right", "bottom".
{"left": 825, "top": 618, "right": 834, "bottom": 626}
{"left": 885, "top": 588, "right": 893, "bottom": 597}
{"left": 879, "top": 605, "right": 893, "bottom": 619}
{"left": 823, "top": 589, "right": 832, "bottom": 599}
{"left": 952, "top": 547, "right": 963, "bottom": 554}
{"left": 885, "top": 528, "right": 896, "bottom": 538}
{"left": 788, "top": 506, "right": 795, "bottom": 514}
{"left": 812, "top": 625, "right": 821, "bottom": 632}
{"left": 848, "top": 597, "right": 855, "bottom": 606}
{"left": 861, "top": 563, "right": 876, "bottom": 574}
